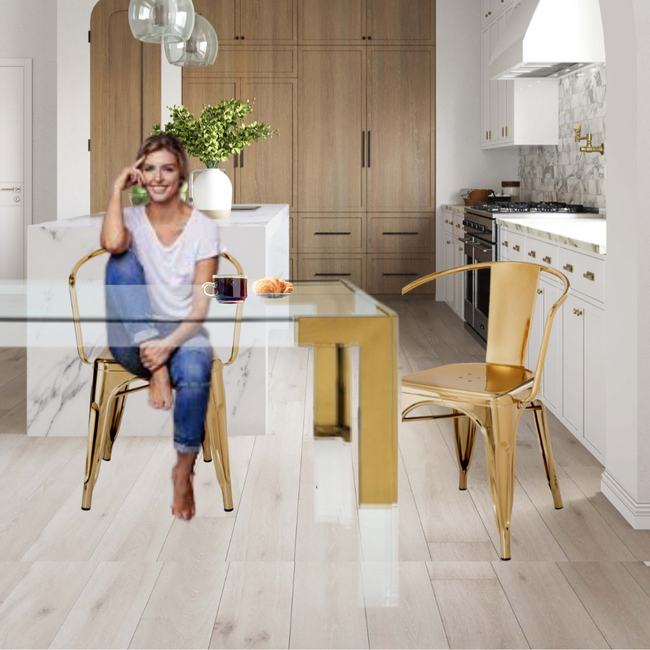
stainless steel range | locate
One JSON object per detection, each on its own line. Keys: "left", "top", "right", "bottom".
{"left": 462, "top": 201, "right": 599, "bottom": 345}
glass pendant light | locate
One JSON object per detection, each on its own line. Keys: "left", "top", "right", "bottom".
{"left": 128, "top": 0, "right": 195, "bottom": 44}
{"left": 164, "top": 13, "right": 218, "bottom": 67}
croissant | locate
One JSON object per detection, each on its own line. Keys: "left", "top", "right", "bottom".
{"left": 253, "top": 277, "right": 294, "bottom": 294}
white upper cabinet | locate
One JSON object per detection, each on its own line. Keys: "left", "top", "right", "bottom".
{"left": 481, "top": 0, "right": 559, "bottom": 148}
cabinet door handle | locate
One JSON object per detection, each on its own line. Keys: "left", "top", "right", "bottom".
{"left": 458, "top": 247, "right": 463, "bottom": 252}
{"left": 583, "top": 271, "right": 595, "bottom": 281}
{"left": 502, "top": 241, "right": 509, "bottom": 247}
{"left": 537, "top": 289, "right": 543, "bottom": 295}
{"left": 573, "top": 308, "right": 583, "bottom": 316}
{"left": 563, "top": 263, "right": 574, "bottom": 273}
{"left": 543, "top": 256, "right": 552, "bottom": 264}
{"left": 528, "top": 251, "right": 536, "bottom": 258}
{"left": 315, "top": 273, "right": 352, "bottom": 277}
{"left": 506, "top": 125, "right": 508, "bottom": 137}
{"left": 234, "top": 154, "right": 238, "bottom": 168}
{"left": 446, "top": 240, "right": 451, "bottom": 244}
{"left": 383, "top": 273, "right": 419, "bottom": 277}
{"left": 314, "top": 232, "right": 351, "bottom": 236}
{"left": 502, "top": 127, "right": 504, "bottom": 137}
{"left": 512, "top": 244, "right": 520, "bottom": 252}
{"left": 367, "top": 131, "right": 371, "bottom": 167}
{"left": 362, "top": 131, "right": 365, "bottom": 168}
{"left": 240, "top": 149, "right": 244, "bottom": 168}
{"left": 382, "top": 231, "right": 419, "bottom": 236}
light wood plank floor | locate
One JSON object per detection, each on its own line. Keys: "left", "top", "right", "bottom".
{"left": 1, "top": 298, "right": 650, "bottom": 649}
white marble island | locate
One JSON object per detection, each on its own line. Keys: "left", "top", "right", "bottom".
{"left": 26, "top": 204, "right": 289, "bottom": 438}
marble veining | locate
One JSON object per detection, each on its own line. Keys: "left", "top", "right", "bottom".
{"left": 496, "top": 217, "right": 606, "bottom": 255}
{"left": 441, "top": 204, "right": 466, "bottom": 216}
{"left": 519, "top": 64, "right": 606, "bottom": 209}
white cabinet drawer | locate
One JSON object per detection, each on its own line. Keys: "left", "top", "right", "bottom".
{"left": 559, "top": 248, "right": 604, "bottom": 303}
{"left": 525, "top": 237, "right": 558, "bottom": 269}
{"left": 443, "top": 211, "right": 454, "bottom": 236}
{"left": 452, "top": 213, "right": 464, "bottom": 236}
{"left": 500, "top": 230, "right": 525, "bottom": 262}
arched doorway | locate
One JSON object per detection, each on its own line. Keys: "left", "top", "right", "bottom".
{"left": 89, "top": 0, "right": 161, "bottom": 212}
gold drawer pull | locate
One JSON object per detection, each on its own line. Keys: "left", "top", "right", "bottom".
{"left": 456, "top": 224, "right": 462, "bottom": 228}
{"left": 314, "top": 273, "right": 351, "bottom": 277}
{"left": 314, "top": 231, "right": 351, "bottom": 236}
{"left": 563, "top": 263, "right": 574, "bottom": 273}
{"left": 383, "top": 273, "right": 419, "bottom": 277}
{"left": 528, "top": 251, "right": 536, "bottom": 258}
{"left": 537, "top": 289, "right": 543, "bottom": 295}
{"left": 459, "top": 247, "right": 463, "bottom": 252}
{"left": 543, "top": 256, "right": 552, "bottom": 264}
{"left": 446, "top": 240, "right": 451, "bottom": 244}
{"left": 503, "top": 241, "right": 509, "bottom": 247}
{"left": 382, "top": 231, "right": 419, "bottom": 236}
{"left": 573, "top": 308, "right": 583, "bottom": 316}
{"left": 583, "top": 271, "right": 595, "bottom": 281}
{"left": 513, "top": 244, "right": 520, "bottom": 252}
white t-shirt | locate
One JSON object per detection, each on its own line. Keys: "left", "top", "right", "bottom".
{"left": 123, "top": 205, "right": 224, "bottom": 320}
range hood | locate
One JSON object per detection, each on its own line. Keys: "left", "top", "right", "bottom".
{"left": 489, "top": 0, "right": 605, "bottom": 80}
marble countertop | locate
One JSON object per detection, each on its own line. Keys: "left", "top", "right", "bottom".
{"left": 441, "top": 204, "right": 466, "bottom": 216}
{"left": 31, "top": 204, "right": 289, "bottom": 229}
{"left": 496, "top": 217, "right": 606, "bottom": 255}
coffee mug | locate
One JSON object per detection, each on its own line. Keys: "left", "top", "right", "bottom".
{"left": 202, "top": 274, "right": 248, "bottom": 304}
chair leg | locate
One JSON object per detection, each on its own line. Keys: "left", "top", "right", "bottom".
{"left": 202, "top": 428, "right": 212, "bottom": 463}
{"left": 81, "top": 365, "right": 122, "bottom": 510}
{"left": 481, "top": 402, "right": 523, "bottom": 560}
{"left": 103, "top": 393, "right": 127, "bottom": 461}
{"left": 453, "top": 412, "right": 477, "bottom": 490}
{"left": 206, "top": 361, "right": 234, "bottom": 511}
{"left": 530, "top": 400, "right": 563, "bottom": 509}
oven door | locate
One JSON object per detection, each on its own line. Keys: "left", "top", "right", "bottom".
{"left": 464, "top": 239, "right": 494, "bottom": 341}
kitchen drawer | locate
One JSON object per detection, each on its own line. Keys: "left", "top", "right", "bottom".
{"left": 368, "top": 256, "right": 435, "bottom": 295}
{"left": 443, "top": 211, "right": 454, "bottom": 236}
{"left": 559, "top": 247, "right": 605, "bottom": 302}
{"left": 299, "top": 254, "right": 365, "bottom": 289}
{"left": 499, "top": 230, "right": 525, "bottom": 262}
{"left": 453, "top": 213, "right": 464, "bottom": 236}
{"left": 299, "top": 215, "right": 365, "bottom": 253}
{"left": 368, "top": 216, "right": 433, "bottom": 253}
{"left": 525, "top": 237, "right": 558, "bottom": 269}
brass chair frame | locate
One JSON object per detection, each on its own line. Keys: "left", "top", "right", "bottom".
{"left": 401, "top": 261, "right": 569, "bottom": 559}
{"left": 69, "top": 249, "right": 243, "bottom": 512}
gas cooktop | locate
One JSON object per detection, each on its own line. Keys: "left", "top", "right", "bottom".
{"left": 469, "top": 201, "right": 600, "bottom": 214}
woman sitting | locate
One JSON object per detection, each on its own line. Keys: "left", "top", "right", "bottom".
{"left": 101, "top": 134, "right": 222, "bottom": 521}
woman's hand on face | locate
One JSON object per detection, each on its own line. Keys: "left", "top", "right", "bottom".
{"left": 113, "top": 156, "right": 146, "bottom": 194}
{"left": 139, "top": 337, "right": 174, "bottom": 371}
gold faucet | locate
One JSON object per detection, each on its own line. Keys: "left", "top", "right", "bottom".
{"left": 573, "top": 123, "right": 605, "bottom": 161}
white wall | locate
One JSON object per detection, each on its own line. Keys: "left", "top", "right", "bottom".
{"left": 57, "top": 0, "right": 182, "bottom": 220}
{"left": 599, "top": 0, "right": 650, "bottom": 527}
{"left": 0, "top": 0, "right": 57, "bottom": 225}
{"left": 435, "top": 0, "right": 519, "bottom": 278}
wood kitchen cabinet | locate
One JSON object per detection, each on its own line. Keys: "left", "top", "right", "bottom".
{"left": 298, "top": 47, "right": 434, "bottom": 213}
{"left": 298, "top": 47, "right": 366, "bottom": 212}
{"left": 367, "top": 48, "right": 434, "bottom": 211}
{"left": 182, "top": 76, "right": 297, "bottom": 208}
{"left": 193, "top": 0, "right": 296, "bottom": 44}
{"left": 298, "top": 0, "right": 434, "bottom": 44}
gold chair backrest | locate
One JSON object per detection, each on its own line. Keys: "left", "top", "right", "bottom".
{"left": 402, "top": 261, "right": 570, "bottom": 402}
{"left": 69, "top": 249, "right": 244, "bottom": 367}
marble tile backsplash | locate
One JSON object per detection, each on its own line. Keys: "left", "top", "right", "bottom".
{"left": 518, "top": 64, "right": 606, "bottom": 209}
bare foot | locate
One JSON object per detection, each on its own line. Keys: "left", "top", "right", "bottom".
{"left": 171, "top": 469, "right": 195, "bottom": 520}
{"left": 149, "top": 366, "right": 172, "bottom": 410}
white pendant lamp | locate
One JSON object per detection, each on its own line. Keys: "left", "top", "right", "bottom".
{"left": 164, "top": 13, "right": 218, "bottom": 67}
{"left": 128, "top": 0, "right": 195, "bottom": 44}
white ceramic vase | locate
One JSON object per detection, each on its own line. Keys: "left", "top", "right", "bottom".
{"left": 189, "top": 168, "right": 232, "bottom": 219}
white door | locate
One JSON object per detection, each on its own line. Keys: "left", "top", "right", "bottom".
{"left": 0, "top": 64, "right": 26, "bottom": 279}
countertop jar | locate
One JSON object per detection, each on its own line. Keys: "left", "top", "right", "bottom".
{"left": 502, "top": 181, "right": 520, "bottom": 203}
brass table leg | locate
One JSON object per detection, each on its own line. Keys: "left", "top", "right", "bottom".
{"left": 297, "top": 316, "right": 398, "bottom": 506}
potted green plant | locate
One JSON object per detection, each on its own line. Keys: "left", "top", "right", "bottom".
{"left": 151, "top": 100, "right": 276, "bottom": 218}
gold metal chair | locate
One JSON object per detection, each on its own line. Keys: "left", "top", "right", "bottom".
{"left": 401, "top": 261, "right": 569, "bottom": 560}
{"left": 69, "top": 250, "right": 243, "bottom": 512}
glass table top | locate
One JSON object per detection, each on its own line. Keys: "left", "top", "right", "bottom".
{"left": 0, "top": 280, "right": 394, "bottom": 323}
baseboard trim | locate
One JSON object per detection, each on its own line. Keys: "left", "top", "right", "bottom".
{"left": 601, "top": 471, "right": 650, "bottom": 529}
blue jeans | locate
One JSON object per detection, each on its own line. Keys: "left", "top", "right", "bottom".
{"left": 105, "top": 247, "right": 213, "bottom": 454}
